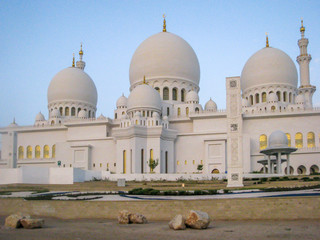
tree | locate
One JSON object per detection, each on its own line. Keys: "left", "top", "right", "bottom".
{"left": 148, "top": 158, "right": 159, "bottom": 173}
{"left": 197, "top": 164, "right": 203, "bottom": 173}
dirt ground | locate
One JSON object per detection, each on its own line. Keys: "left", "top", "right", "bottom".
{"left": 0, "top": 216, "right": 319, "bottom": 240}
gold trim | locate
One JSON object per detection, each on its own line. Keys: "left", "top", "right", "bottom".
{"left": 163, "top": 14, "right": 166, "bottom": 32}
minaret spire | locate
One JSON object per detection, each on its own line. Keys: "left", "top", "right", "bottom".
{"left": 163, "top": 14, "right": 167, "bottom": 32}
{"left": 296, "top": 18, "right": 315, "bottom": 108}
{"left": 72, "top": 53, "right": 75, "bottom": 67}
{"left": 265, "top": 32, "right": 269, "bottom": 47}
{"left": 76, "top": 43, "right": 86, "bottom": 70}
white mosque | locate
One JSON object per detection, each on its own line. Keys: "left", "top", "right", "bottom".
{"left": 0, "top": 18, "right": 319, "bottom": 186}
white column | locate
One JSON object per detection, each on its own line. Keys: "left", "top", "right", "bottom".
{"left": 267, "top": 155, "right": 271, "bottom": 174}
{"left": 277, "top": 152, "right": 282, "bottom": 174}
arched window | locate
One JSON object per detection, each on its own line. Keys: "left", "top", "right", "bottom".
{"left": 286, "top": 133, "right": 291, "bottom": 147}
{"left": 262, "top": 92, "right": 267, "bottom": 102}
{"left": 155, "top": 87, "right": 160, "bottom": 93}
{"left": 167, "top": 107, "right": 170, "bottom": 116}
{"left": 172, "top": 88, "right": 177, "bottom": 101}
{"left": 65, "top": 107, "right": 69, "bottom": 116}
{"left": 289, "top": 93, "right": 292, "bottom": 103}
{"left": 141, "top": 149, "right": 144, "bottom": 173}
{"left": 259, "top": 134, "right": 267, "bottom": 150}
{"left": 18, "top": 146, "right": 24, "bottom": 159}
{"left": 283, "top": 92, "right": 287, "bottom": 102}
{"left": 195, "top": 107, "right": 199, "bottom": 113}
{"left": 71, "top": 107, "right": 76, "bottom": 116}
{"left": 186, "top": 107, "right": 189, "bottom": 116}
{"left": 123, "top": 150, "right": 126, "bottom": 174}
{"left": 88, "top": 110, "right": 91, "bottom": 118}
{"left": 115, "top": 113, "right": 117, "bottom": 119}
{"left": 51, "top": 120, "right": 55, "bottom": 125}
{"left": 307, "top": 132, "right": 315, "bottom": 148}
{"left": 212, "top": 169, "right": 220, "bottom": 174}
{"left": 163, "top": 87, "right": 169, "bottom": 100}
{"left": 52, "top": 145, "right": 56, "bottom": 158}
{"left": 44, "top": 145, "right": 50, "bottom": 158}
{"left": 35, "top": 145, "right": 41, "bottom": 159}
{"left": 92, "top": 111, "right": 95, "bottom": 118}
{"left": 181, "top": 89, "right": 185, "bottom": 102}
{"left": 295, "top": 132, "right": 303, "bottom": 148}
{"left": 165, "top": 151, "right": 168, "bottom": 173}
{"left": 135, "top": 119, "right": 138, "bottom": 125}
{"left": 27, "top": 146, "right": 32, "bottom": 159}
{"left": 184, "top": 160, "right": 187, "bottom": 165}
{"left": 177, "top": 107, "right": 181, "bottom": 116}
{"left": 77, "top": 108, "right": 81, "bottom": 114}
{"left": 276, "top": 91, "right": 281, "bottom": 101}
{"left": 255, "top": 93, "right": 259, "bottom": 104}
{"left": 59, "top": 107, "right": 63, "bottom": 116}
{"left": 250, "top": 95, "right": 253, "bottom": 105}
{"left": 271, "top": 106, "right": 276, "bottom": 112}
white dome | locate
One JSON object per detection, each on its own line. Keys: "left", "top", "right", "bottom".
{"left": 50, "top": 109, "right": 60, "bottom": 118}
{"left": 78, "top": 109, "right": 87, "bottom": 118}
{"left": 205, "top": 98, "right": 217, "bottom": 111}
{"left": 267, "top": 92, "right": 278, "bottom": 102}
{"left": 127, "top": 84, "right": 162, "bottom": 112}
{"left": 163, "top": 116, "right": 168, "bottom": 121}
{"left": 116, "top": 94, "right": 127, "bottom": 108}
{"left": 35, "top": 112, "right": 45, "bottom": 121}
{"left": 129, "top": 32, "right": 200, "bottom": 87}
{"left": 134, "top": 111, "right": 142, "bottom": 117}
{"left": 268, "top": 130, "right": 288, "bottom": 148}
{"left": 48, "top": 67, "right": 98, "bottom": 106}
{"left": 153, "top": 112, "right": 160, "bottom": 119}
{"left": 186, "top": 90, "right": 199, "bottom": 103}
{"left": 295, "top": 94, "right": 305, "bottom": 104}
{"left": 241, "top": 98, "right": 249, "bottom": 107}
{"left": 240, "top": 47, "right": 298, "bottom": 92}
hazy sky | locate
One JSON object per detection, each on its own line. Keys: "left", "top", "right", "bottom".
{"left": 0, "top": 0, "right": 319, "bottom": 127}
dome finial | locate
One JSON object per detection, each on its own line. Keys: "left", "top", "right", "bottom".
{"left": 265, "top": 32, "right": 269, "bottom": 47}
{"left": 163, "top": 14, "right": 166, "bottom": 32}
{"left": 143, "top": 75, "right": 147, "bottom": 84}
{"left": 79, "top": 42, "right": 83, "bottom": 56}
{"left": 300, "top": 17, "right": 305, "bottom": 36}
{"left": 72, "top": 53, "right": 75, "bottom": 67}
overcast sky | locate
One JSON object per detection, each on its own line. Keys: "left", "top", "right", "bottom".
{"left": 0, "top": 0, "right": 319, "bottom": 127}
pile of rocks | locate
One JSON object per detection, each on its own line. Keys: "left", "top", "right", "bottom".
{"left": 118, "top": 210, "right": 148, "bottom": 224}
{"left": 5, "top": 213, "right": 44, "bottom": 229}
{"left": 169, "top": 210, "right": 210, "bottom": 230}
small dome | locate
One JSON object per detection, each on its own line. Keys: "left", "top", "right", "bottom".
{"left": 295, "top": 94, "right": 305, "bottom": 104}
{"left": 78, "top": 109, "right": 87, "bottom": 118}
{"left": 163, "top": 116, "right": 168, "bottom": 121}
{"left": 134, "top": 111, "right": 142, "bottom": 117}
{"left": 241, "top": 47, "right": 298, "bottom": 92}
{"left": 186, "top": 90, "right": 199, "bottom": 103}
{"left": 8, "top": 119, "right": 18, "bottom": 128}
{"left": 205, "top": 98, "right": 217, "bottom": 111}
{"left": 153, "top": 112, "right": 160, "bottom": 119}
{"left": 50, "top": 109, "right": 61, "bottom": 118}
{"left": 267, "top": 92, "right": 278, "bottom": 102}
{"left": 116, "top": 94, "right": 128, "bottom": 108}
{"left": 97, "top": 114, "right": 106, "bottom": 120}
{"left": 127, "top": 84, "right": 162, "bottom": 112}
{"left": 35, "top": 112, "right": 45, "bottom": 121}
{"left": 268, "top": 130, "right": 289, "bottom": 148}
{"left": 48, "top": 67, "right": 98, "bottom": 107}
{"left": 242, "top": 98, "right": 250, "bottom": 107}
{"left": 129, "top": 32, "right": 200, "bottom": 87}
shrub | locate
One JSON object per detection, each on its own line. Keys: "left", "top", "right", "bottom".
{"left": 208, "top": 189, "right": 218, "bottom": 194}
{"left": 194, "top": 190, "right": 204, "bottom": 195}
{"left": 223, "top": 189, "right": 230, "bottom": 194}
{"left": 178, "top": 190, "right": 187, "bottom": 195}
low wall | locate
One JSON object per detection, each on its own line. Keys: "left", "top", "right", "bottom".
{"left": 0, "top": 197, "right": 319, "bottom": 220}
{"left": 0, "top": 168, "right": 21, "bottom": 184}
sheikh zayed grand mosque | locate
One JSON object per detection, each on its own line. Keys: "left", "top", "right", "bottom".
{"left": 0, "top": 18, "right": 319, "bottom": 186}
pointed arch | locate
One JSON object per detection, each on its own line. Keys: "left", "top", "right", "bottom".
{"left": 27, "top": 146, "right": 32, "bottom": 159}
{"left": 18, "top": 146, "right": 24, "bottom": 159}
{"left": 259, "top": 134, "right": 267, "bottom": 150}
{"left": 44, "top": 145, "right": 50, "bottom": 158}
{"left": 163, "top": 87, "right": 169, "bottom": 100}
{"left": 295, "top": 132, "right": 303, "bottom": 148}
{"left": 307, "top": 132, "right": 315, "bottom": 148}
{"left": 35, "top": 145, "right": 41, "bottom": 159}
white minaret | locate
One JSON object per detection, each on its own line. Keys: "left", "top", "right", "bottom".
{"left": 76, "top": 43, "right": 86, "bottom": 70}
{"left": 296, "top": 19, "right": 316, "bottom": 108}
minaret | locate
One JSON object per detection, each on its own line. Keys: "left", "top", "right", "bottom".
{"left": 296, "top": 19, "right": 316, "bottom": 108}
{"left": 76, "top": 43, "right": 86, "bottom": 70}
{"left": 163, "top": 14, "right": 167, "bottom": 32}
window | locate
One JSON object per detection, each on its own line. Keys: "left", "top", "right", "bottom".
{"left": 185, "top": 160, "right": 187, "bottom": 165}
{"left": 163, "top": 87, "right": 169, "bottom": 100}
{"left": 88, "top": 110, "right": 91, "bottom": 118}
{"left": 178, "top": 107, "right": 181, "bottom": 116}
{"left": 59, "top": 107, "right": 63, "bottom": 116}
{"left": 123, "top": 150, "right": 126, "bottom": 174}
{"left": 177, "top": 161, "right": 180, "bottom": 165}
{"left": 250, "top": 95, "right": 253, "bottom": 105}
{"left": 295, "top": 132, "right": 303, "bottom": 148}
{"left": 195, "top": 107, "right": 199, "bottom": 113}
{"left": 52, "top": 145, "right": 56, "bottom": 158}
{"left": 276, "top": 91, "right": 281, "bottom": 101}
{"left": 289, "top": 93, "right": 292, "bottom": 103}
{"left": 26, "top": 146, "right": 32, "bottom": 159}
{"left": 212, "top": 169, "right": 220, "bottom": 174}
{"left": 172, "top": 88, "right": 177, "bottom": 101}
{"left": 115, "top": 113, "right": 117, "bottom": 119}
{"left": 141, "top": 149, "right": 144, "bottom": 173}
{"left": 71, "top": 107, "right": 76, "bottom": 116}
{"left": 283, "top": 92, "right": 287, "bottom": 102}
{"left": 155, "top": 87, "right": 160, "bottom": 93}
{"left": 35, "top": 145, "right": 40, "bottom": 159}
{"left": 186, "top": 107, "right": 189, "bottom": 116}
{"left": 65, "top": 107, "right": 69, "bottom": 116}
{"left": 255, "top": 93, "right": 259, "bottom": 104}
{"left": 181, "top": 89, "right": 185, "bottom": 102}
{"left": 286, "top": 133, "right": 291, "bottom": 147}
{"left": 78, "top": 108, "right": 81, "bottom": 114}
{"left": 307, "top": 132, "right": 315, "bottom": 148}
{"left": 44, "top": 145, "right": 50, "bottom": 158}
{"left": 167, "top": 107, "right": 170, "bottom": 116}
{"left": 259, "top": 134, "right": 267, "bottom": 150}
{"left": 18, "top": 146, "right": 24, "bottom": 159}
{"left": 262, "top": 92, "right": 266, "bottom": 102}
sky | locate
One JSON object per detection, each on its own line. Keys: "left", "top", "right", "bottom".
{"left": 0, "top": 0, "right": 319, "bottom": 128}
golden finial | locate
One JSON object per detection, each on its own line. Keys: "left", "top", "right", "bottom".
{"left": 300, "top": 17, "right": 305, "bottom": 33}
{"left": 79, "top": 42, "right": 83, "bottom": 56}
{"left": 265, "top": 32, "right": 269, "bottom": 47}
{"left": 163, "top": 14, "right": 166, "bottom": 32}
{"left": 143, "top": 75, "right": 146, "bottom": 84}
{"left": 72, "top": 53, "right": 75, "bottom": 67}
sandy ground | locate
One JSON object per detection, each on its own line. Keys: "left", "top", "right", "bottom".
{"left": 0, "top": 216, "right": 319, "bottom": 240}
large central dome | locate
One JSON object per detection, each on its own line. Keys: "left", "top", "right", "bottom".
{"left": 129, "top": 32, "right": 200, "bottom": 87}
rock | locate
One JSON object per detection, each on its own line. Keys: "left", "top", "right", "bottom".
{"left": 118, "top": 210, "right": 131, "bottom": 224}
{"left": 185, "top": 210, "right": 210, "bottom": 229}
{"left": 169, "top": 215, "right": 186, "bottom": 230}
{"left": 20, "top": 219, "right": 44, "bottom": 229}
{"left": 5, "top": 213, "right": 31, "bottom": 228}
{"left": 129, "top": 213, "right": 148, "bottom": 224}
